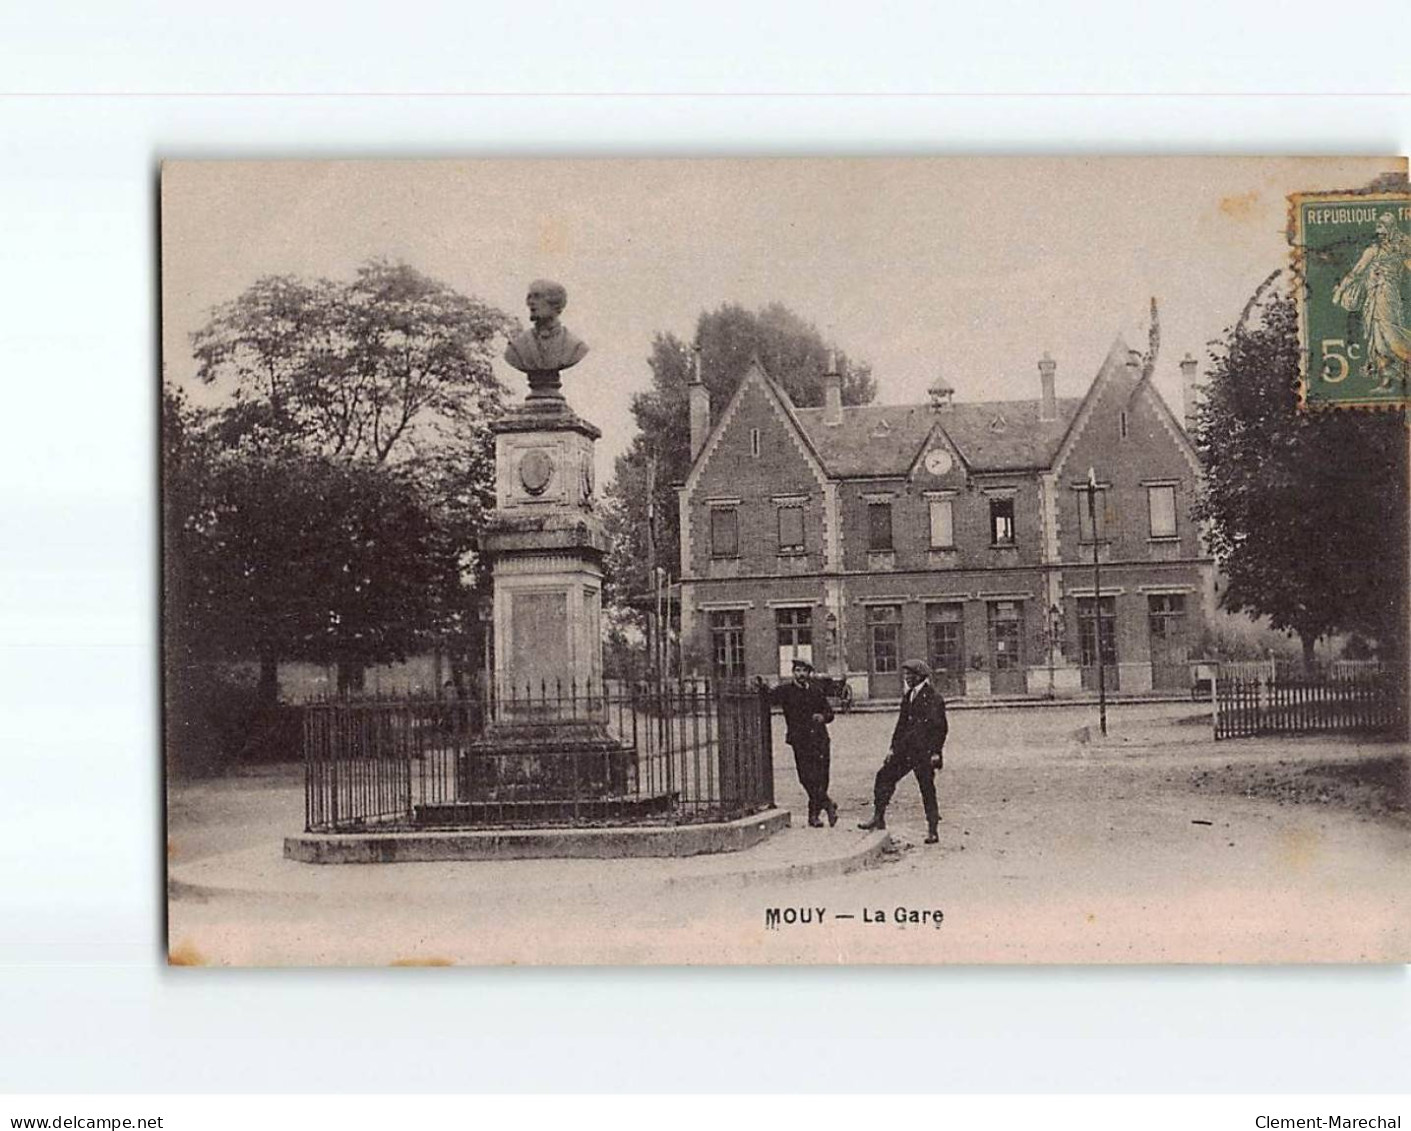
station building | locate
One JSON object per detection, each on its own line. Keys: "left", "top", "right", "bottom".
{"left": 675, "top": 339, "right": 1214, "bottom": 700}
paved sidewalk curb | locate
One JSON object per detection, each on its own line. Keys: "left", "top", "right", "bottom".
{"left": 286, "top": 808, "right": 791, "bottom": 864}
{"left": 844, "top": 692, "right": 1204, "bottom": 713}
{"left": 169, "top": 828, "right": 893, "bottom": 905}
{"left": 663, "top": 828, "right": 893, "bottom": 890}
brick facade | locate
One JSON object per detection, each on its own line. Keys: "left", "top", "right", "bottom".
{"left": 677, "top": 340, "right": 1214, "bottom": 700}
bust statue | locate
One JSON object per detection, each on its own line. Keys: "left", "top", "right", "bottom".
{"left": 504, "top": 279, "right": 589, "bottom": 401}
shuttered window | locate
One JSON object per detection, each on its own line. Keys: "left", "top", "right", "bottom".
{"left": 868, "top": 502, "right": 893, "bottom": 551}
{"left": 778, "top": 506, "right": 804, "bottom": 553}
{"left": 1148, "top": 485, "right": 1177, "bottom": 538}
{"left": 929, "top": 498, "right": 954, "bottom": 548}
{"left": 1077, "top": 489, "right": 1111, "bottom": 543}
{"left": 710, "top": 507, "right": 738, "bottom": 558}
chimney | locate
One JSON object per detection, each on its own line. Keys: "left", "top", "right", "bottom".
{"left": 822, "top": 348, "right": 843, "bottom": 426}
{"left": 1038, "top": 351, "right": 1057, "bottom": 422}
{"left": 687, "top": 345, "right": 710, "bottom": 462}
{"left": 1180, "top": 352, "right": 1199, "bottom": 433}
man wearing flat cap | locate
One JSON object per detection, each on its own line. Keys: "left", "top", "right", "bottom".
{"left": 859, "top": 659, "right": 947, "bottom": 844}
{"left": 760, "top": 658, "right": 838, "bottom": 827}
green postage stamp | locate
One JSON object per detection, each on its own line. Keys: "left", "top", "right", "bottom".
{"left": 1291, "top": 190, "right": 1411, "bottom": 410}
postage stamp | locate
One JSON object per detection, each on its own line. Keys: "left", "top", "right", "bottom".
{"left": 1290, "top": 190, "right": 1411, "bottom": 410}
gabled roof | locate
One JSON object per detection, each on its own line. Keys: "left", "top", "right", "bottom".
{"left": 683, "top": 336, "right": 1184, "bottom": 484}
{"left": 793, "top": 397, "right": 1083, "bottom": 477}
{"left": 1125, "top": 353, "right": 1203, "bottom": 479}
{"left": 1048, "top": 335, "right": 1137, "bottom": 477}
{"left": 682, "top": 357, "right": 829, "bottom": 494}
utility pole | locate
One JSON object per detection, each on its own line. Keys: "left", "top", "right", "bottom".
{"left": 1087, "top": 466, "right": 1108, "bottom": 736}
{"left": 646, "top": 449, "right": 658, "bottom": 682}
{"left": 657, "top": 566, "right": 668, "bottom": 681}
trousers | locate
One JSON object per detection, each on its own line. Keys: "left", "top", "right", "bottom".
{"left": 873, "top": 749, "right": 939, "bottom": 829}
{"left": 791, "top": 737, "right": 833, "bottom": 820}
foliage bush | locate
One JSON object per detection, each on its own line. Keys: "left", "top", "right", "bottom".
{"left": 165, "top": 663, "right": 303, "bottom": 777}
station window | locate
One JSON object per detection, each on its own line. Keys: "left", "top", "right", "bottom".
{"left": 710, "top": 507, "right": 738, "bottom": 558}
{"left": 1148, "top": 485, "right": 1177, "bottom": 539}
{"left": 1077, "top": 489, "right": 1112, "bottom": 543}
{"left": 708, "top": 610, "right": 746, "bottom": 677}
{"left": 867, "top": 605, "right": 900, "bottom": 674}
{"left": 929, "top": 498, "right": 954, "bottom": 549}
{"left": 777, "top": 505, "right": 805, "bottom": 553}
{"left": 868, "top": 501, "right": 893, "bottom": 551}
{"left": 989, "top": 498, "right": 1015, "bottom": 546}
{"left": 775, "top": 607, "right": 813, "bottom": 675}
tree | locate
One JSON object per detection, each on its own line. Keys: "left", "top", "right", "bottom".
{"left": 171, "top": 261, "right": 514, "bottom": 700}
{"left": 192, "top": 259, "right": 512, "bottom": 465}
{"left": 1193, "top": 285, "right": 1408, "bottom": 665}
{"left": 166, "top": 394, "right": 470, "bottom": 697}
{"left": 603, "top": 303, "right": 876, "bottom": 624}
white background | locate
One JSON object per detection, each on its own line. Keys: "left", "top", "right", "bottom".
{"left": 2, "top": 0, "right": 1410, "bottom": 1096}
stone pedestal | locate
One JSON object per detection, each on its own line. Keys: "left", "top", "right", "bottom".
{"left": 486, "top": 400, "right": 607, "bottom": 696}
{"left": 460, "top": 396, "right": 635, "bottom": 806}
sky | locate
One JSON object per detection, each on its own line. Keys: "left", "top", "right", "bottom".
{"left": 162, "top": 156, "right": 1403, "bottom": 475}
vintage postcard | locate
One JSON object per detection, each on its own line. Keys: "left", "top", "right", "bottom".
{"left": 162, "top": 157, "right": 1409, "bottom": 966}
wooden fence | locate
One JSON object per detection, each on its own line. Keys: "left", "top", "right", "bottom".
{"left": 1214, "top": 674, "right": 1404, "bottom": 739}
{"left": 1216, "top": 659, "right": 1383, "bottom": 685}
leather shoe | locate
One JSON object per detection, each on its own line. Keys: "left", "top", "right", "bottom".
{"left": 825, "top": 802, "right": 839, "bottom": 827}
{"left": 924, "top": 829, "right": 939, "bottom": 844}
{"left": 807, "top": 816, "right": 824, "bottom": 828}
{"left": 858, "top": 816, "right": 885, "bottom": 831}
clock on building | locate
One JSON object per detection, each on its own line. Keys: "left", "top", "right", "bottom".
{"left": 923, "top": 447, "right": 953, "bottom": 476}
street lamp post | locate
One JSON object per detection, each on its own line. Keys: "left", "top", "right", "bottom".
{"left": 1046, "top": 602, "right": 1061, "bottom": 700}
{"left": 1086, "top": 467, "right": 1108, "bottom": 737}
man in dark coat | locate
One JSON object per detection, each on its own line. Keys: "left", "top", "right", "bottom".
{"left": 859, "top": 659, "right": 947, "bottom": 843}
{"left": 762, "top": 659, "right": 838, "bottom": 827}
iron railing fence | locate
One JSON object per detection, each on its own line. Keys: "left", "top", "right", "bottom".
{"left": 1214, "top": 673, "right": 1405, "bottom": 740}
{"left": 303, "top": 679, "right": 775, "bottom": 832}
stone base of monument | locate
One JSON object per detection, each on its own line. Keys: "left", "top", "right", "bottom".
{"left": 414, "top": 793, "right": 679, "bottom": 828}
{"left": 284, "top": 807, "right": 792, "bottom": 863}
{"left": 446, "top": 718, "right": 638, "bottom": 821}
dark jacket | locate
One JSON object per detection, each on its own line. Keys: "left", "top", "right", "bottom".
{"left": 769, "top": 679, "right": 834, "bottom": 748}
{"left": 891, "top": 679, "right": 948, "bottom": 764}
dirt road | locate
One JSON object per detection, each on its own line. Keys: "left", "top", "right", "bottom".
{"left": 167, "top": 703, "right": 1410, "bottom": 965}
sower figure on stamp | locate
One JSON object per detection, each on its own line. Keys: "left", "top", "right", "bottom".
{"left": 1332, "top": 212, "right": 1411, "bottom": 390}
{"left": 859, "top": 659, "right": 947, "bottom": 844}
{"left": 759, "top": 659, "right": 838, "bottom": 827}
